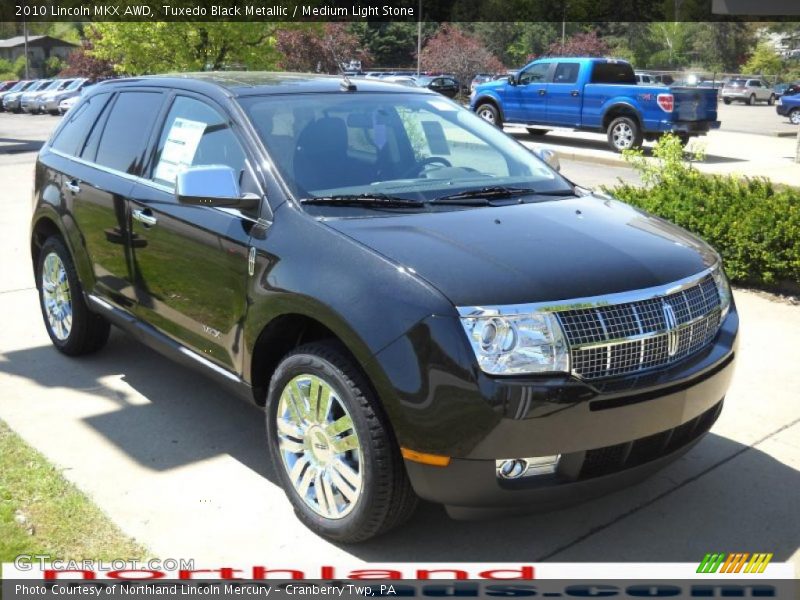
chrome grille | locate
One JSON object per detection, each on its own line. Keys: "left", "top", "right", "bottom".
{"left": 556, "top": 275, "right": 721, "bottom": 380}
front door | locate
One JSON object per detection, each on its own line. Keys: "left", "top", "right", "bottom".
{"left": 506, "top": 62, "right": 551, "bottom": 123}
{"left": 127, "top": 94, "right": 258, "bottom": 371}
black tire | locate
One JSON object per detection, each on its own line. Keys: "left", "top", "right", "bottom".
{"left": 606, "top": 116, "right": 643, "bottom": 152}
{"left": 475, "top": 103, "right": 502, "bottom": 128}
{"left": 723, "top": 97, "right": 731, "bottom": 105}
{"left": 676, "top": 134, "right": 691, "bottom": 147}
{"left": 768, "top": 94, "right": 775, "bottom": 106}
{"left": 526, "top": 128, "right": 548, "bottom": 136}
{"left": 36, "top": 236, "right": 110, "bottom": 356}
{"left": 265, "top": 341, "right": 417, "bottom": 543}
{"left": 747, "top": 94, "right": 755, "bottom": 105}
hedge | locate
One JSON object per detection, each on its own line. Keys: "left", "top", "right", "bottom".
{"left": 604, "top": 135, "right": 800, "bottom": 292}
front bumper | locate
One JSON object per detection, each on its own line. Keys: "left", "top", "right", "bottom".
{"left": 3, "top": 98, "right": 21, "bottom": 111}
{"left": 376, "top": 306, "right": 738, "bottom": 512}
{"left": 776, "top": 103, "right": 792, "bottom": 117}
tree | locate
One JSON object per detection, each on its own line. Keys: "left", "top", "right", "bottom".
{"left": 691, "top": 22, "right": 757, "bottom": 72}
{"left": 742, "top": 42, "right": 783, "bottom": 77}
{"left": 59, "top": 39, "right": 116, "bottom": 79}
{"left": 42, "top": 56, "right": 64, "bottom": 78}
{"left": 538, "top": 31, "right": 611, "bottom": 59}
{"left": 349, "top": 22, "right": 426, "bottom": 68}
{"left": 419, "top": 24, "right": 505, "bottom": 88}
{"left": 89, "top": 23, "right": 278, "bottom": 75}
{"left": 275, "top": 23, "right": 372, "bottom": 73}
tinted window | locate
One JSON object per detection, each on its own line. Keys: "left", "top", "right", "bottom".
{"left": 749, "top": 80, "right": 761, "bottom": 87}
{"left": 150, "top": 95, "right": 246, "bottom": 189}
{"left": 519, "top": 63, "right": 549, "bottom": 85}
{"left": 590, "top": 62, "right": 636, "bottom": 84}
{"left": 95, "top": 91, "right": 163, "bottom": 174}
{"left": 554, "top": 63, "right": 580, "bottom": 84}
{"left": 50, "top": 92, "right": 111, "bottom": 157}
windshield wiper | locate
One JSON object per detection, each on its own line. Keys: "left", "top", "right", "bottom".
{"left": 300, "top": 194, "right": 425, "bottom": 208}
{"left": 433, "top": 186, "right": 575, "bottom": 203}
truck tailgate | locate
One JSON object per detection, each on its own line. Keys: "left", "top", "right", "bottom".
{"left": 670, "top": 87, "right": 718, "bottom": 122}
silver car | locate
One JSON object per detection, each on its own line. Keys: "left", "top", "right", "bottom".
{"left": 20, "top": 79, "right": 65, "bottom": 113}
{"left": 721, "top": 78, "right": 776, "bottom": 105}
{"left": 38, "top": 78, "right": 89, "bottom": 115}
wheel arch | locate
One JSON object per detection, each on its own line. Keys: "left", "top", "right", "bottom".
{"left": 602, "top": 103, "right": 643, "bottom": 132}
{"left": 473, "top": 95, "right": 504, "bottom": 121}
{"left": 30, "top": 215, "right": 64, "bottom": 272}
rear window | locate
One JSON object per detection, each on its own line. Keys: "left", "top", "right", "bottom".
{"left": 94, "top": 91, "right": 164, "bottom": 174}
{"left": 590, "top": 62, "right": 636, "bottom": 85}
{"left": 728, "top": 79, "right": 746, "bottom": 87}
{"left": 50, "top": 92, "right": 111, "bottom": 157}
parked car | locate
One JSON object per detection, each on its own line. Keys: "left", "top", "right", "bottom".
{"left": 0, "top": 79, "right": 36, "bottom": 111}
{"left": 774, "top": 82, "right": 800, "bottom": 98}
{"left": 721, "top": 78, "right": 776, "bottom": 105}
{"left": 381, "top": 76, "right": 418, "bottom": 87}
{"left": 414, "top": 74, "right": 460, "bottom": 98}
{"left": 776, "top": 93, "right": 800, "bottom": 124}
{"left": 38, "top": 78, "right": 91, "bottom": 115}
{"left": 471, "top": 57, "right": 720, "bottom": 152}
{"left": 0, "top": 80, "right": 18, "bottom": 92}
{"left": 470, "top": 73, "right": 494, "bottom": 94}
{"left": 654, "top": 74, "right": 674, "bottom": 85}
{"left": 635, "top": 71, "right": 658, "bottom": 84}
{"left": 58, "top": 94, "right": 81, "bottom": 114}
{"left": 21, "top": 79, "right": 73, "bottom": 114}
{"left": 5, "top": 79, "right": 52, "bottom": 112}
{"left": 31, "top": 73, "right": 736, "bottom": 542}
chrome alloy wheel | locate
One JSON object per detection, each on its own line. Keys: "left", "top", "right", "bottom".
{"left": 791, "top": 110, "right": 800, "bottom": 125}
{"left": 611, "top": 122, "right": 634, "bottom": 150}
{"left": 477, "top": 106, "right": 496, "bottom": 123}
{"left": 276, "top": 374, "right": 363, "bottom": 519}
{"left": 41, "top": 252, "right": 72, "bottom": 341}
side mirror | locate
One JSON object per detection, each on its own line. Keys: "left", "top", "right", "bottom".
{"left": 508, "top": 74, "right": 517, "bottom": 86}
{"left": 175, "top": 165, "right": 260, "bottom": 210}
{"left": 532, "top": 147, "right": 561, "bottom": 172}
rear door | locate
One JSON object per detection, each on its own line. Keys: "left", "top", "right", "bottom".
{"left": 127, "top": 93, "right": 259, "bottom": 371}
{"left": 546, "top": 61, "right": 582, "bottom": 126}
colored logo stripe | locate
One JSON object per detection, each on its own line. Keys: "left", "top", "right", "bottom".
{"left": 697, "top": 553, "right": 773, "bottom": 574}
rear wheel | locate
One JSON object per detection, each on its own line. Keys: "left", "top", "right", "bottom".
{"left": 36, "top": 236, "right": 110, "bottom": 356}
{"left": 266, "top": 341, "right": 417, "bottom": 542}
{"left": 607, "top": 116, "right": 643, "bottom": 152}
{"left": 723, "top": 97, "right": 731, "bottom": 105}
{"left": 768, "top": 94, "right": 775, "bottom": 106}
{"left": 526, "top": 128, "right": 548, "bottom": 136}
{"left": 790, "top": 109, "right": 800, "bottom": 125}
{"left": 476, "top": 103, "right": 502, "bottom": 128}
{"left": 747, "top": 94, "right": 755, "bottom": 105}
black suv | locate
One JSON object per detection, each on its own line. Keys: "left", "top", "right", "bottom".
{"left": 31, "top": 73, "right": 738, "bottom": 542}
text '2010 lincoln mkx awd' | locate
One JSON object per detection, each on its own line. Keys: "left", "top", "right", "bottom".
{"left": 31, "top": 73, "right": 737, "bottom": 542}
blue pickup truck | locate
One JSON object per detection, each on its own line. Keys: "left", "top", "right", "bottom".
{"left": 471, "top": 57, "right": 720, "bottom": 152}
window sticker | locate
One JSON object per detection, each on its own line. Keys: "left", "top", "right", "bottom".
{"left": 154, "top": 117, "right": 206, "bottom": 185}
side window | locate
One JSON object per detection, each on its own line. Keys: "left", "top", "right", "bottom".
{"left": 749, "top": 80, "right": 760, "bottom": 87}
{"left": 150, "top": 95, "right": 247, "bottom": 189}
{"left": 553, "top": 63, "right": 580, "bottom": 84}
{"left": 95, "top": 91, "right": 164, "bottom": 174}
{"left": 519, "top": 63, "right": 549, "bottom": 85}
{"left": 50, "top": 92, "right": 111, "bottom": 157}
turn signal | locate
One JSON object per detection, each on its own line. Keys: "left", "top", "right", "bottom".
{"left": 401, "top": 447, "right": 451, "bottom": 467}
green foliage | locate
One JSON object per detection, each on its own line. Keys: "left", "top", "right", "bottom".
{"left": 0, "top": 58, "right": 13, "bottom": 79}
{"left": 89, "top": 23, "right": 277, "bottom": 75}
{"left": 606, "top": 135, "right": 800, "bottom": 289}
{"left": 12, "top": 56, "right": 27, "bottom": 78}
{"left": 43, "top": 56, "right": 64, "bottom": 78}
{"left": 743, "top": 42, "right": 783, "bottom": 77}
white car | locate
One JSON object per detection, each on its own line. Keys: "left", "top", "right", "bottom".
{"left": 58, "top": 95, "right": 80, "bottom": 114}
{"left": 721, "top": 78, "right": 776, "bottom": 105}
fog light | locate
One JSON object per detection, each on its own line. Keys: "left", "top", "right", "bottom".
{"left": 496, "top": 455, "right": 560, "bottom": 479}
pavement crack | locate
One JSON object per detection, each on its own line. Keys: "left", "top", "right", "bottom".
{"left": 0, "top": 287, "right": 36, "bottom": 295}
{"left": 536, "top": 416, "right": 800, "bottom": 561}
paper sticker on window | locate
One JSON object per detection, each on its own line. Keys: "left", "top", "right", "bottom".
{"left": 154, "top": 118, "right": 206, "bottom": 185}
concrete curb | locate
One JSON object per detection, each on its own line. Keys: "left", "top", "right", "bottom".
{"left": 775, "top": 131, "right": 797, "bottom": 138}
{"left": 552, "top": 150, "right": 629, "bottom": 168}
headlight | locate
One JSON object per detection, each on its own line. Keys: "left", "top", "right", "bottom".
{"left": 458, "top": 308, "right": 569, "bottom": 375}
{"left": 712, "top": 264, "right": 732, "bottom": 321}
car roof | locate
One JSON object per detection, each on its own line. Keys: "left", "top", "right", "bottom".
{"left": 95, "top": 72, "right": 435, "bottom": 98}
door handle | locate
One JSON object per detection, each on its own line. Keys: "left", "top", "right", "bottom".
{"left": 132, "top": 208, "right": 158, "bottom": 227}
{"left": 570, "top": 90, "right": 580, "bottom": 97}
{"left": 538, "top": 89, "right": 546, "bottom": 96}
{"left": 66, "top": 180, "right": 80, "bottom": 194}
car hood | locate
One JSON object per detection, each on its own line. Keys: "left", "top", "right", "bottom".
{"left": 323, "top": 194, "right": 719, "bottom": 307}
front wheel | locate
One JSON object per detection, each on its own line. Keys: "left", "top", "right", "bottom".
{"left": 476, "top": 103, "right": 502, "bottom": 128}
{"left": 747, "top": 94, "right": 755, "bottom": 105}
{"left": 723, "top": 97, "right": 731, "bottom": 105}
{"left": 768, "top": 94, "right": 775, "bottom": 106}
{"left": 36, "top": 236, "right": 110, "bottom": 355}
{"left": 790, "top": 109, "right": 800, "bottom": 125}
{"left": 266, "top": 341, "right": 417, "bottom": 542}
{"left": 607, "top": 116, "right": 643, "bottom": 152}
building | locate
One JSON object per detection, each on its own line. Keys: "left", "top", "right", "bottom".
{"left": 0, "top": 35, "right": 77, "bottom": 77}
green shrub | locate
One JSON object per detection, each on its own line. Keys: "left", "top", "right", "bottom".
{"left": 604, "top": 134, "right": 800, "bottom": 290}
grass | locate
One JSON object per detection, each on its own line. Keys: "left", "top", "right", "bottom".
{"left": 0, "top": 420, "right": 147, "bottom": 563}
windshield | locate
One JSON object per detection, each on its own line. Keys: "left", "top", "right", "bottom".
{"left": 8, "top": 81, "right": 27, "bottom": 92}
{"left": 33, "top": 80, "right": 53, "bottom": 91}
{"left": 65, "top": 79, "right": 83, "bottom": 91}
{"left": 239, "top": 92, "right": 571, "bottom": 207}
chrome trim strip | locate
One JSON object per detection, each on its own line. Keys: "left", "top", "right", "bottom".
{"left": 87, "top": 294, "right": 113, "bottom": 311}
{"left": 456, "top": 265, "right": 718, "bottom": 318}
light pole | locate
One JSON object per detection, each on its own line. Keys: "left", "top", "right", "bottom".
{"left": 416, "top": 0, "right": 422, "bottom": 76}
{"left": 23, "top": 19, "right": 29, "bottom": 79}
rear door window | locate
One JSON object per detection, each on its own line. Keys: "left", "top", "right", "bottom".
{"left": 50, "top": 92, "right": 111, "bottom": 157}
{"left": 94, "top": 91, "right": 164, "bottom": 174}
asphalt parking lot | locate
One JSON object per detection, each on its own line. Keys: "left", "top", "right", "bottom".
{"left": 0, "top": 110, "right": 798, "bottom": 569}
